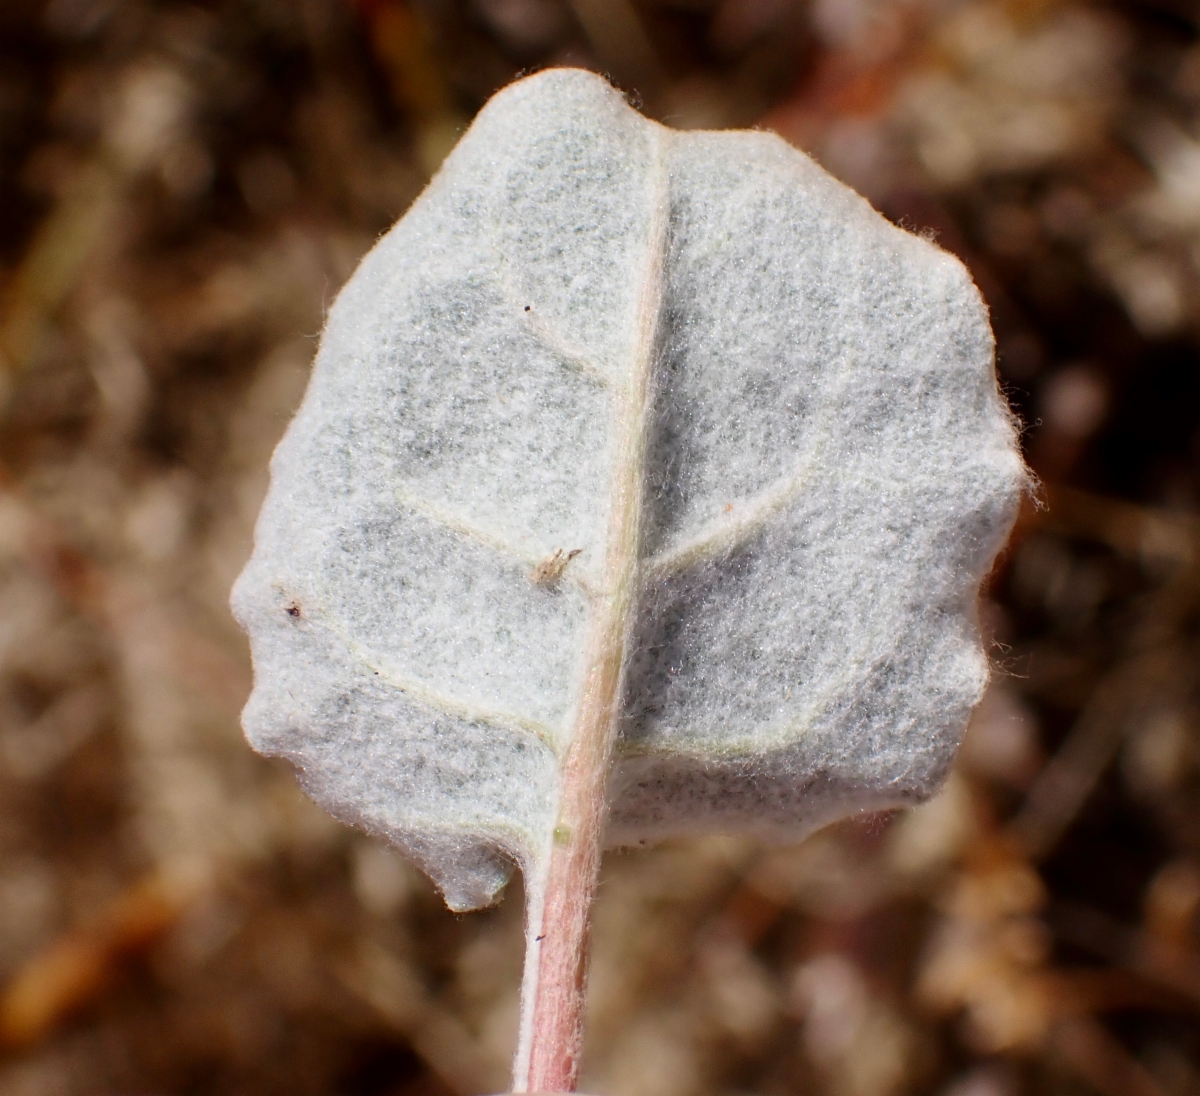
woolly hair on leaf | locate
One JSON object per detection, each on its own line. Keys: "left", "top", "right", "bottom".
{"left": 231, "top": 67, "right": 1026, "bottom": 1092}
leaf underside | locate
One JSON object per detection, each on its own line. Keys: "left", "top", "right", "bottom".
{"left": 232, "top": 69, "right": 1024, "bottom": 913}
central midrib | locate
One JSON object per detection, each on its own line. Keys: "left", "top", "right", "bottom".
{"left": 514, "top": 124, "right": 670, "bottom": 1093}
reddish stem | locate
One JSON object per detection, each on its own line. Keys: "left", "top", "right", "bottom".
{"left": 512, "top": 129, "right": 668, "bottom": 1094}
{"left": 522, "top": 620, "right": 626, "bottom": 1091}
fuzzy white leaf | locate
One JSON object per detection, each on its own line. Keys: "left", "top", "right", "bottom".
{"left": 231, "top": 69, "right": 1023, "bottom": 919}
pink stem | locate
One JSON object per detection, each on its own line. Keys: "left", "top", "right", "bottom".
{"left": 514, "top": 130, "right": 668, "bottom": 1093}
{"left": 522, "top": 639, "right": 624, "bottom": 1091}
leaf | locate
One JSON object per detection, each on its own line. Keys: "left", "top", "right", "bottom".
{"left": 231, "top": 68, "right": 1025, "bottom": 1087}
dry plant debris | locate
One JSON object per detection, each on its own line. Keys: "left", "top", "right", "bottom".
{"left": 1, "top": 1, "right": 1200, "bottom": 1095}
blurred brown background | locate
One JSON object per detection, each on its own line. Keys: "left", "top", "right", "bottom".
{"left": 1, "top": 1, "right": 1199, "bottom": 1094}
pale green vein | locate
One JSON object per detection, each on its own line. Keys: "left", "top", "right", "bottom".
{"left": 641, "top": 456, "right": 823, "bottom": 583}
{"left": 640, "top": 347, "right": 858, "bottom": 582}
{"left": 519, "top": 302, "right": 614, "bottom": 387}
{"left": 614, "top": 621, "right": 884, "bottom": 763}
{"left": 365, "top": 659, "right": 563, "bottom": 754}
{"left": 491, "top": 250, "right": 614, "bottom": 388}
{"left": 395, "top": 484, "right": 599, "bottom": 598}
{"left": 299, "top": 601, "right": 566, "bottom": 756}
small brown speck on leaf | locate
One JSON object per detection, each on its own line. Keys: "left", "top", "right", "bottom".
{"left": 286, "top": 603, "right": 301, "bottom": 618}
{"left": 529, "top": 548, "right": 582, "bottom": 586}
